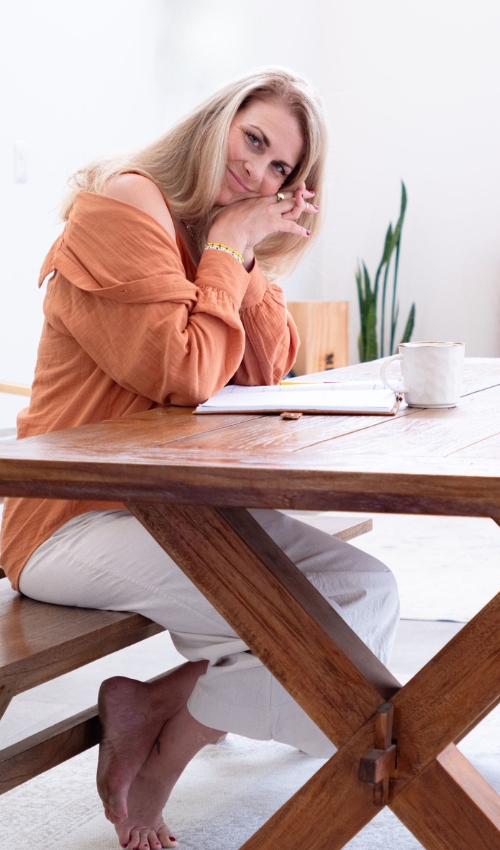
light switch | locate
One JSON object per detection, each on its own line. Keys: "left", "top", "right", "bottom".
{"left": 14, "top": 142, "right": 28, "bottom": 183}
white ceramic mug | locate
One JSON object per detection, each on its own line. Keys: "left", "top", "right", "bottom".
{"left": 380, "top": 341, "right": 465, "bottom": 408}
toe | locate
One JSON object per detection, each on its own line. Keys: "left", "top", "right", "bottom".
{"left": 147, "top": 829, "right": 162, "bottom": 849}
{"left": 138, "top": 829, "right": 152, "bottom": 850}
{"left": 127, "top": 829, "right": 141, "bottom": 850}
{"left": 156, "top": 823, "right": 178, "bottom": 847}
{"left": 115, "top": 822, "right": 133, "bottom": 847}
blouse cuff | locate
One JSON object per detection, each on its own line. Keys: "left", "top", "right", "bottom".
{"left": 240, "top": 260, "right": 268, "bottom": 310}
{"left": 196, "top": 249, "right": 249, "bottom": 310}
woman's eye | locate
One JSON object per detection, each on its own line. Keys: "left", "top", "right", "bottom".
{"left": 246, "top": 132, "right": 260, "bottom": 147}
{"left": 273, "top": 162, "right": 286, "bottom": 176}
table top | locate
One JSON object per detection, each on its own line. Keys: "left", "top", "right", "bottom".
{"left": 1, "top": 358, "right": 500, "bottom": 519}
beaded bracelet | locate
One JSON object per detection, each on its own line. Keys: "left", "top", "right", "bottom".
{"left": 204, "top": 242, "right": 244, "bottom": 265}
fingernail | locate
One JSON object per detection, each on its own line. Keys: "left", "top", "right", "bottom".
{"left": 312, "top": 204, "right": 319, "bottom": 211}
{"left": 308, "top": 190, "right": 315, "bottom": 196}
{"left": 169, "top": 838, "right": 177, "bottom": 842}
{"left": 306, "top": 230, "right": 311, "bottom": 236}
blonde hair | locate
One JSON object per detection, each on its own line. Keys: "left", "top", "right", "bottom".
{"left": 61, "top": 66, "right": 327, "bottom": 279}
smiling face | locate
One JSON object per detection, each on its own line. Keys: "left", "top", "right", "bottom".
{"left": 216, "top": 98, "right": 305, "bottom": 206}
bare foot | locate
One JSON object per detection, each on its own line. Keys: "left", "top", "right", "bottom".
{"left": 115, "top": 704, "right": 223, "bottom": 850}
{"left": 117, "top": 817, "right": 178, "bottom": 850}
{"left": 97, "top": 662, "right": 207, "bottom": 822}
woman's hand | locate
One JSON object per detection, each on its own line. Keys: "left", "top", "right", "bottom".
{"left": 207, "top": 181, "right": 318, "bottom": 270}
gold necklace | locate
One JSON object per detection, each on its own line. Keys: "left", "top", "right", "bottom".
{"left": 179, "top": 220, "right": 201, "bottom": 265}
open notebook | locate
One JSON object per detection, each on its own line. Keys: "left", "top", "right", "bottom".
{"left": 195, "top": 378, "right": 402, "bottom": 416}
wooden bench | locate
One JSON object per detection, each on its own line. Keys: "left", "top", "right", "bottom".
{"left": 0, "top": 504, "right": 372, "bottom": 795}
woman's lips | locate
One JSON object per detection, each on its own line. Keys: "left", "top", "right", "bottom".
{"left": 227, "top": 168, "right": 250, "bottom": 192}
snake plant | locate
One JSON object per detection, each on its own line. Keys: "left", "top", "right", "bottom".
{"left": 356, "top": 182, "right": 415, "bottom": 362}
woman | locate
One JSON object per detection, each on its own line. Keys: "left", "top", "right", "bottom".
{"left": 0, "top": 67, "right": 399, "bottom": 850}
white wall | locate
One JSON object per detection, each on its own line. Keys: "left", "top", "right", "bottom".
{"left": 0, "top": 0, "right": 499, "bottom": 426}
{"left": 318, "top": 0, "right": 500, "bottom": 362}
{"left": 0, "top": 1, "right": 166, "bottom": 388}
{"left": 0, "top": 0, "right": 324, "bottom": 426}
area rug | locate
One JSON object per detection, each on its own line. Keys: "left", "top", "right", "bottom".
{"left": 1, "top": 510, "right": 498, "bottom": 846}
{"left": 1, "top": 715, "right": 499, "bottom": 849}
{"left": 350, "top": 513, "right": 500, "bottom": 622}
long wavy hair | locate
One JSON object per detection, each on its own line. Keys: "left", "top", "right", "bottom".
{"left": 61, "top": 66, "right": 327, "bottom": 279}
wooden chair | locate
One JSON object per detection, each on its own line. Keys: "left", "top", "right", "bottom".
{"left": 0, "top": 381, "right": 372, "bottom": 794}
{"left": 0, "top": 381, "right": 31, "bottom": 398}
{"left": 287, "top": 301, "right": 349, "bottom": 375}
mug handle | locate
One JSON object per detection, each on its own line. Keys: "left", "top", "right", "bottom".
{"left": 380, "top": 354, "right": 407, "bottom": 393}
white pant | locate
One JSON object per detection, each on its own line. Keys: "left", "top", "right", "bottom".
{"left": 20, "top": 509, "right": 399, "bottom": 758}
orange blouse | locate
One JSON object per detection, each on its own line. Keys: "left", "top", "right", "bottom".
{"left": 1, "top": 192, "right": 299, "bottom": 590}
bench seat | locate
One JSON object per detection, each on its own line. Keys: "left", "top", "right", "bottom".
{"left": 0, "top": 578, "right": 163, "bottom": 793}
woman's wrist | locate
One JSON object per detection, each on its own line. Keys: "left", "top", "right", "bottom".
{"left": 207, "top": 225, "right": 247, "bottom": 258}
{"left": 205, "top": 242, "right": 245, "bottom": 265}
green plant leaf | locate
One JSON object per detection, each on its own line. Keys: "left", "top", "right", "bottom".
{"left": 389, "top": 182, "right": 407, "bottom": 353}
{"left": 355, "top": 181, "right": 412, "bottom": 362}
{"left": 380, "top": 257, "right": 392, "bottom": 358}
{"left": 400, "top": 303, "right": 415, "bottom": 344}
{"left": 374, "top": 224, "right": 394, "bottom": 298}
{"left": 358, "top": 330, "right": 364, "bottom": 362}
{"left": 357, "top": 263, "right": 378, "bottom": 361}
{"left": 364, "top": 300, "right": 378, "bottom": 361}
{"left": 390, "top": 303, "right": 400, "bottom": 355}
{"left": 382, "top": 223, "right": 396, "bottom": 264}
{"left": 392, "top": 182, "right": 407, "bottom": 248}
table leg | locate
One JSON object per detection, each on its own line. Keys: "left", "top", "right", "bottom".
{"left": 129, "top": 502, "right": 398, "bottom": 744}
{"left": 392, "top": 745, "right": 500, "bottom": 850}
{"left": 129, "top": 502, "right": 500, "bottom": 850}
{"left": 391, "top": 591, "right": 500, "bottom": 781}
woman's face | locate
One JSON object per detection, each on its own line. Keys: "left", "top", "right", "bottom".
{"left": 216, "top": 98, "right": 304, "bottom": 206}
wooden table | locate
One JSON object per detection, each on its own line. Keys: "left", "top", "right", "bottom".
{"left": 0, "top": 357, "right": 499, "bottom": 850}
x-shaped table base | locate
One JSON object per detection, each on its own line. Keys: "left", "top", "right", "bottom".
{"left": 129, "top": 502, "right": 500, "bottom": 850}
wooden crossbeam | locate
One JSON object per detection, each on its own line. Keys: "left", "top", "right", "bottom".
{"left": 129, "top": 502, "right": 399, "bottom": 746}
{"left": 0, "top": 667, "right": 179, "bottom": 795}
{"left": 358, "top": 703, "right": 398, "bottom": 805}
{"left": 391, "top": 591, "right": 500, "bottom": 783}
{"left": 128, "top": 503, "right": 500, "bottom": 850}
{"left": 239, "top": 732, "right": 378, "bottom": 850}
{"left": 0, "top": 382, "right": 31, "bottom": 397}
{"left": 359, "top": 745, "right": 397, "bottom": 785}
{"left": 391, "top": 745, "right": 500, "bottom": 850}
{"left": 0, "top": 706, "right": 100, "bottom": 794}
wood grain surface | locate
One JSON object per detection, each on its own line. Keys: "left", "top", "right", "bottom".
{"left": 0, "top": 360, "right": 499, "bottom": 523}
{"left": 129, "top": 502, "right": 399, "bottom": 745}
{"left": 391, "top": 745, "right": 500, "bottom": 850}
{"left": 0, "top": 580, "right": 163, "bottom": 695}
{"left": 0, "top": 358, "right": 499, "bottom": 849}
{"left": 287, "top": 301, "right": 349, "bottom": 374}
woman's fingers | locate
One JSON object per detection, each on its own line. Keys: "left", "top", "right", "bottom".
{"left": 277, "top": 218, "right": 311, "bottom": 238}
{"left": 278, "top": 194, "right": 318, "bottom": 222}
{"left": 208, "top": 186, "right": 317, "bottom": 254}
{"left": 274, "top": 194, "right": 297, "bottom": 214}
{"left": 274, "top": 182, "right": 316, "bottom": 236}
{"left": 274, "top": 181, "right": 317, "bottom": 222}
{"left": 294, "top": 181, "right": 315, "bottom": 209}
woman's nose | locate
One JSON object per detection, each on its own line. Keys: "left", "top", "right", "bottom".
{"left": 243, "top": 157, "right": 266, "bottom": 186}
